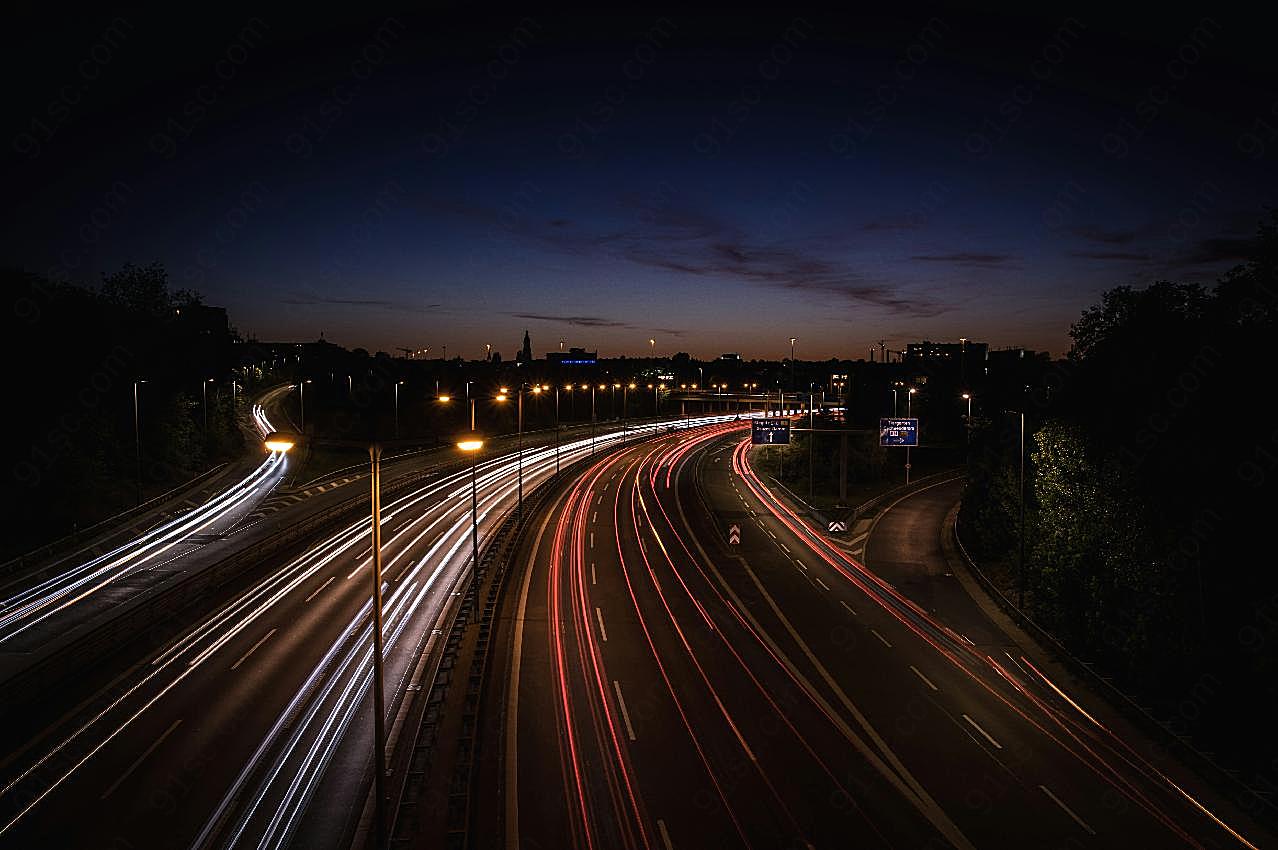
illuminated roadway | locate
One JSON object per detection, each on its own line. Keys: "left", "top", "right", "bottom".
{"left": 481, "top": 426, "right": 1273, "bottom": 848}
{"left": 0, "top": 413, "right": 741, "bottom": 849}
{"left": 0, "top": 396, "right": 289, "bottom": 656}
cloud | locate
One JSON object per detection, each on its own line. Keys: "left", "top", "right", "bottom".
{"left": 1176, "top": 237, "right": 1254, "bottom": 265}
{"left": 509, "top": 312, "right": 686, "bottom": 335}
{"left": 1069, "top": 250, "right": 1149, "bottom": 261}
{"left": 911, "top": 252, "right": 1016, "bottom": 267}
{"left": 281, "top": 294, "right": 441, "bottom": 312}
{"left": 1069, "top": 226, "right": 1137, "bottom": 245}
{"left": 436, "top": 192, "right": 953, "bottom": 317}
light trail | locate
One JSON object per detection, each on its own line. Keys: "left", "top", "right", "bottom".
{"left": 733, "top": 436, "right": 1261, "bottom": 850}
{"left": 0, "top": 402, "right": 288, "bottom": 645}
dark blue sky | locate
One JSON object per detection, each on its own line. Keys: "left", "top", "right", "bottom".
{"left": 4, "top": 8, "right": 1272, "bottom": 359}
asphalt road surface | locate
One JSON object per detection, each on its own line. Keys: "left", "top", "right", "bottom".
{"left": 482, "top": 428, "right": 1272, "bottom": 849}
{"left": 0, "top": 413, "right": 735, "bottom": 849}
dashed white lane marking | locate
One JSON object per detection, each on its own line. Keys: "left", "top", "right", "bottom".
{"left": 793, "top": 559, "right": 807, "bottom": 571}
{"left": 597, "top": 494, "right": 604, "bottom": 505}
{"left": 305, "top": 575, "right": 335, "bottom": 603}
{"left": 101, "top": 718, "right": 183, "bottom": 800}
{"left": 589, "top": 532, "right": 594, "bottom": 549}
{"left": 962, "top": 714, "right": 1003, "bottom": 750}
{"left": 232, "top": 628, "right": 277, "bottom": 671}
{"left": 1039, "top": 785, "right": 1096, "bottom": 835}
{"left": 657, "top": 818, "right": 674, "bottom": 849}
{"left": 870, "top": 628, "right": 892, "bottom": 648}
{"left": 814, "top": 577, "right": 830, "bottom": 591}
{"left": 766, "top": 530, "right": 776, "bottom": 540}
{"left": 592, "top": 511, "right": 597, "bottom": 523}
{"left": 592, "top": 562, "right": 597, "bottom": 585}
{"left": 909, "top": 665, "right": 939, "bottom": 692}
{"left": 613, "top": 680, "right": 636, "bottom": 741}
{"left": 596, "top": 607, "right": 608, "bottom": 642}
{"left": 779, "top": 543, "right": 790, "bottom": 554}
{"left": 840, "top": 600, "right": 857, "bottom": 616}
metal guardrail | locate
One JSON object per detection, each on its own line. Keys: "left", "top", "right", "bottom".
{"left": 1, "top": 383, "right": 294, "bottom": 576}
{"left": 384, "top": 454, "right": 597, "bottom": 850}
{"left": 0, "top": 461, "right": 233, "bottom": 578}
{"left": 952, "top": 516, "right": 1277, "bottom": 825}
{"left": 0, "top": 452, "right": 469, "bottom": 717}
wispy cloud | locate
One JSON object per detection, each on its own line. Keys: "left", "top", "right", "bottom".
{"left": 1176, "top": 237, "right": 1254, "bottom": 265}
{"left": 911, "top": 252, "right": 1016, "bottom": 268}
{"left": 281, "top": 294, "right": 441, "bottom": 312}
{"left": 509, "top": 312, "right": 685, "bottom": 335}
{"left": 1069, "top": 250, "right": 1149, "bottom": 261}
{"left": 436, "top": 192, "right": 954, "bottom": 317}
{"left": 1069, "top": 226, "right": 1137, "bottom": 245}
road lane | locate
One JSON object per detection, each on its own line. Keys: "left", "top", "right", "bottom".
{"left": 482, "top": 428, "right": 1273, "bottom": 849}
{"left": 0, "top": 413, "right": 739, "bottom": 849}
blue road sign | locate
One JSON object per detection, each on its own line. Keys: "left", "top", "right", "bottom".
{"left": 752, "top": 418, "right": 791, "bottom": 445}
{"left": 879, "top": 418, "right": 918, "bottom": 447}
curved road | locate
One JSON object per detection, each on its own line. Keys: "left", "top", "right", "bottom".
{"left": 479, "top": 431, "right": 1272, "bottom": 849}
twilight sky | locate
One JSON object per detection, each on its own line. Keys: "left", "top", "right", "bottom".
{"left": 3, "top": 7, "right": 1272, "bottom": 360}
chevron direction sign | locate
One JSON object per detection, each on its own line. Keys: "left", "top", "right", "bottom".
{"left": 728, "top": 523, "right": 741, "bottom": 545}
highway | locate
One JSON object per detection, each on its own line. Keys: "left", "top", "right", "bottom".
{"left": 0, "top": 413, "right": 739, "bottom": 849}
{"left": 482, "top": 426, "right": 1273, "bottom": 849}
{"left": 0, "top": 396, "right": 288, "bottom": 657}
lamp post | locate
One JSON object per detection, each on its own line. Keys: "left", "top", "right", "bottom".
{"left": 789, "top": 337, "right": 797, "bottom": 392}
{"left": 133, "top": 379, "right": 145, "bottom": 505}
{"left": 624, "top": 382, "right": 634, "bottom": 442}
{"left": 394, "top": 381, "right": 403, "bottom": 440}
{"left": 299, "top": 378, "right": 311, "bottom": 432}
{"left": 515, "top": 385, "right": 540, "bottom": 514}
{"left": 458, "top": 436, "right": 484, "bottom": 584}
{"left": 368, "top": 441, "right": 388, "bottom": 849}
{"left": 591, "top": 384, "right": 600, "bottom": 455}
{"left": 906, "top": 387, "right": 917, "bottom": 484}
{"left": 809, "top": 383, "right": 817, "bottom": 503}
{"left": 263, "top": 429, "right": 387, "bottom": 843}
{"left": 202, "top": 378, "right": 214, "bottom": 436}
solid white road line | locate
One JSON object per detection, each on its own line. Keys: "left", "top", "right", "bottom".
{"left": 962, "top": 714, "right": 1003, "bottom": 750}
{"left": 1040, "top": 785, "right": 1096, "bottom": 834}
{"left": 613, "top": 680, "right": 636, "bottom": 741}
{"left": 909, "top": 665, "right": 939, "bottom": 692}
{"left": 100, "top": 718, "right": 183, "bottom": 800}
{"left": 231, "top": 628, "right": 276, "bottom": 671}
{"left": 870, "top": 628, "right": 892, "bottom": 648}
{"left": 304, "top": 576, "right": 335, "bottom": 603}
{"left": 657, "top": 818, "right": 674, "bottom": 849}
{"left": 596, "top": 607, "right": 608, "bottom": 642}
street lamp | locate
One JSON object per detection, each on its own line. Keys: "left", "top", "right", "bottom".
{"left": 906, "top": 387, "right": 917, "bottom": 484}
{"left": 789, "top": 337, "right": 797, "bottom": 391}
{"left": 457, "top": 436, "right": 485, "bottom": 588}
{"left": 394, "top": 381, "right": 403, "bottom": 440}
{"left": 624, "top": 382, "right": 635, "bottom": 441}
{"left": 299, "top": 379, "right": 312, "bottom": 432}
{"left": 202, "top": 378, "right": 215, "bottom": 436}
{"left": 133, "top": 379, "right": 146, "bottom": 505}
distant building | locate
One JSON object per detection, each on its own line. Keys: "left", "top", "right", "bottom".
{"left": 717, "top": 353, "right": 742, "bottom": 362}
{"left": 904, "top": 339, "right": 989, "bottom": 364}
{"left": 547, "top": 346, "right": 598, "bottom": 366}
{"left": 517, "top": 330, "right": 533, "bottom": 364}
